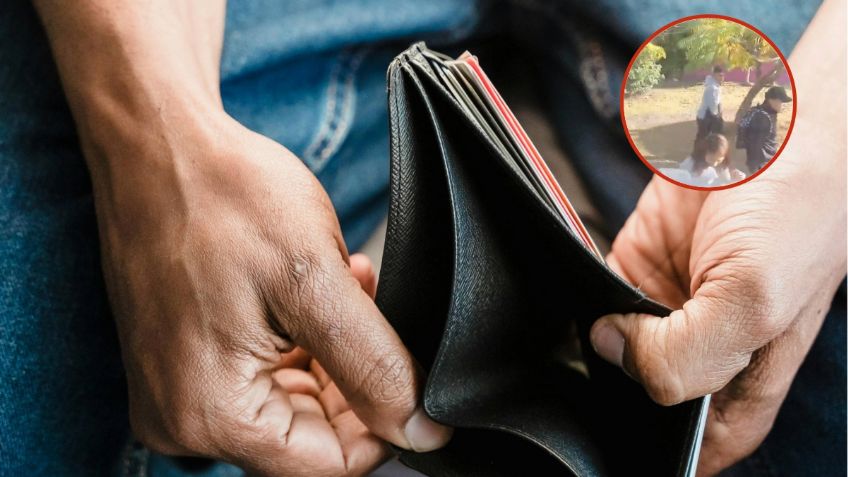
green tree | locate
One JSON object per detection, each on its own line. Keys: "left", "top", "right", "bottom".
{"left": 653, "top": 23, "right": 693, "bottom": 81}
{"left": 626, "top": 43, "right": 666, "bottom": 95}
{"left": 676, "top": 18, "right": 781, "bottom": 123}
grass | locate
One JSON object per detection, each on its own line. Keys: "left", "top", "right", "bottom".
{"left": 623, "top": 83, "right": 792, "bottom": 172}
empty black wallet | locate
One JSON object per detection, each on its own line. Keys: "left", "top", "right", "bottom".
{"left": 375, "top": 43, "right": 709, "bottom": 477}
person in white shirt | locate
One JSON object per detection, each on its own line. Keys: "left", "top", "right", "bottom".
{"left": 695, "top": 65, "right": 725, "bottom": 142}
{"left": 661, "top": 134, "right": 746, "bottom": 187}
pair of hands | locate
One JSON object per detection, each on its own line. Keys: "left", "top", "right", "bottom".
{"left": 100, "top": 108, "right": 842, "bottom": 477}
{"left": 35, "top": 0, "right": 843, "bottom": 475}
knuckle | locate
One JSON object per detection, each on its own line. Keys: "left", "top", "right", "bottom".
{"left": 711, "top": 270, "right": 784, "bottom": 341}
{"left": 287, "top": 246, "right": 324, "bottom": 294}
{"left": 639, "top": 356, "right": 687, "bottom": 406}
{"left": 271, "top": 244, "right": 339, "bottom": 338}
{"left": 630, "top": 319, "right": 688, "bottom": 406}
{"left": 361, "top": 349, "right": 416, "bottom": 407}
{"left": 286, "top": 247, "right": 337, "bottom": 313}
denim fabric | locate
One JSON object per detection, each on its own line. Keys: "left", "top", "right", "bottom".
{"left": 0, "top": 3, "right": 128, "bottom": 477}
{"left": 0, "top": 0, "right": 843, "bottom": 476}
{"left": 219, "top": 0, "right": 489, "bottom": 249}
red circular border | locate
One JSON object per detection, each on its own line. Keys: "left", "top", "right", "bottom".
{"left": 620, "top": 14, "right": 797, "bottom": 191}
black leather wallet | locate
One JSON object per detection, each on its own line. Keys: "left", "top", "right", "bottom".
{"left": 375, "top": 43, "right": 709, "bottom": 477}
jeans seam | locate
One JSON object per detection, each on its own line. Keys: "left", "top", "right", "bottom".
{"left": 302, "top": 47, "right": 369, "bottom": 173}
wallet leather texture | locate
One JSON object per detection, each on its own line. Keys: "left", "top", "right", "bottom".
{"left": 375, "top": 43, "right": 708, "bottom": 477}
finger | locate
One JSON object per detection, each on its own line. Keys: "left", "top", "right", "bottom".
{"left": 291, "top": 393, "right": 326, "bottom": 418}
{"left": 349, "top": 253, "right": 377, "bottom": 299}
{"left": 274, "top": 368, "right": 322, "bottom": 397}
{"left": 290, "top": 360, "right": 351, "bottom": 419}
{"left": 217, "top": 379, "right": 387, "bottom": 477}
{"left": 280, "top": 346, "right": 312, "bottom": 369}
{"left": 274, "top": 247, "right": 452, "bottom": 452}
{"left": 606, "top": 177, "right": 709, "bottom": 308}
{"left": 320, "top": 382, "right": 351, "bottom": 420}
{"left": 310, "top": 359, "right": 332, "bottom": 388}
{"left": 332, "top": 410, "right": 392, "bottom": 476}
{"left": 590, "top": 277, "right": 786, "bottom": 405}
{"left": 282, "top": 361, "right": 352, "bottom": 419}
{"left": 697, "top": 299, "right": 830, "bottom": 475}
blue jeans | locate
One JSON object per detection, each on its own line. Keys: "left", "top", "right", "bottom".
{"left": 1, "top": 0, "right": 842, "bottom": 476}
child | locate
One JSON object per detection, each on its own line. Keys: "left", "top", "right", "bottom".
{"left": 676, "top": 133, "right": 746, "bottom": 187}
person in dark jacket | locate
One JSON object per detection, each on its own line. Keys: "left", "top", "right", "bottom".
{"left": 745, "top": 86, "right": 793, "bottom": 172}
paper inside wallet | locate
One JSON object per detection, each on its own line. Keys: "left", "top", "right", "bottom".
{"left": 419, "top": 49, "right": 602, "bottom": 259}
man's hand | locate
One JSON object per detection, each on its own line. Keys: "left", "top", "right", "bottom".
{"left": 33, "top": 1, "right": 450, "bottom": 476}
{"left": 591, "top": 173, "right": 844, "bottom": 475}
{"left": 591, "top": 2, "right": 845, "bottom": 474}
{"left": 106, "top": 118, "right": 449, "bottom": 475}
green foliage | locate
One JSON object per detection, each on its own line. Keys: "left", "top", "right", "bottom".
{"left": 627, "top": 43, "right": 666, "bottom": 95}
{"left": 653, "top": 25, "right": 690, "bottom": 80}
{"left": 676, "top": 18, "right": 777, "bottom": 71}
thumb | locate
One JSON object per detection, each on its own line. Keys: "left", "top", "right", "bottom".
{"left": 275, "top": 247, "right": 452, "bottom": 452}
{"left": 589, "top": 290, "right": 777, "bottom": 406}
{"left": 349, "top": 253, "right": 377, "bottom": 299}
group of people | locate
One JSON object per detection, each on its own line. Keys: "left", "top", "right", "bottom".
{"left": 663, "top": 64, "right": 793, "bottom": 187}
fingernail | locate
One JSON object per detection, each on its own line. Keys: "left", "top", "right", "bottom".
{"left": 404, "top": 408, "right": 453, "bottom": 452}
{"left": 591, "top": 317, "right": 625, "bottom": 368}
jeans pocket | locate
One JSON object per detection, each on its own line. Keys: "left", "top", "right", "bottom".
{"left": 300, "top": 46, "right": 371, "bottom": 174}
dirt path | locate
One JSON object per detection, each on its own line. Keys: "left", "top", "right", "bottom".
{"left": 623, "top": 83, "right": 791, "bottom": 173}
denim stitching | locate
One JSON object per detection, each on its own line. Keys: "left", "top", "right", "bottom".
{"left": 119, "top": 438, "right": 149, "bottom": 477}
{"left": 302, "top": 55, "right": 343, "bottom": 168}
{"left": 575, "top": 38, "right": 618, "bottom": 119}
{"left": 302, "top": 47, "right": 369, "bottom": 172}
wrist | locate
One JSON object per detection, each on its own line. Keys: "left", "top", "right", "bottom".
{"left": 75, "top": 84, "right": 225, "bottom": 169}
{"left": 64, "top": 44, "right": 225, "bottom": 171}
{"left": 81, "top": 102, "right": 235, "bottom": 244}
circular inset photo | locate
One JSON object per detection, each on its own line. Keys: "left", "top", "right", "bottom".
{"left": 621, "top": 14, "right": 796, "bottom": 190}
